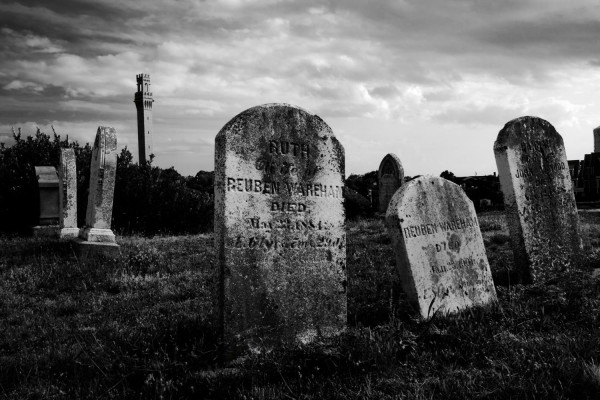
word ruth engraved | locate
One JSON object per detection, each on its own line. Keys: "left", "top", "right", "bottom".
{"left": 215, "top": 103, "right": 346, "bottom": 349}
{"left": 494, "top": 116, "right": 582, "bottom": 283}
{"left": 386, "top": 176, "right": 497, "bottom": 319}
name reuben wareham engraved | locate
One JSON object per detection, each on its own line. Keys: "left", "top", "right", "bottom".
{"left": 225, "top": 139, "right": 345, "bottom": 251}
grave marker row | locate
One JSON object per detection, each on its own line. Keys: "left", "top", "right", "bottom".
{"left": 209, "top": 107, "right": 583, "bottom": 350}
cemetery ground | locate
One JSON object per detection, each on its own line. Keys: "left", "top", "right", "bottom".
{"left": 1, "top": 213, "right": 600, "bottom": 399}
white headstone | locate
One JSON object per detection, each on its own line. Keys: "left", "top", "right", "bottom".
{"left": 79, "top": 127, "right": 117, "bottom": 243}
{"left": 215, "top": 103, "right": 346, "bottom": 348}
{"left": 386, "top": 176, "right": 497, "bottom": 319}
{"left": 494, "top": 116, "right": 582, "bottom": 283}
{"left": 59, "top": 148, "right": 78, "bottom": 238}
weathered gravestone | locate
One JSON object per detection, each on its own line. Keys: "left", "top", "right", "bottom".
{"left": 494, "top": 116, "right": 582, "bottom": 283}
{"left": 58, "top": 148, "right": 78, "bottom": 238}
{"left": 215, "top": 103, "right": 346, "bottom": 349}
{"left": 386, "top": 176, "right": 497, "bottom": 319}
{"left": 32, "top": 166, "right": 60, "bottom": 236}
{"left": 35, "top": 166, "right": 60, "bottom": 226}
{"left": 378, "top": 153, "right": 404, "bottom": 213}
{"left": 74, "top": 127, "right": 119, "bottom": 257}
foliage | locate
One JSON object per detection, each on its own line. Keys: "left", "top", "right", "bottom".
{"left": 0, "top": 129, "right": 213, "bottom": 235}
{"left": 0, "top": 128, "right": 91, "bottom": 232}
{"left": 440, "top": 170, "right": 457, "bottom": 182}
{"left": 113, "top": 149, "right": 213, "bottom": 235}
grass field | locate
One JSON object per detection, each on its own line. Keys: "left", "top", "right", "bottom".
{"left": 1, "top": 211, "right": 600, "bottom": 399}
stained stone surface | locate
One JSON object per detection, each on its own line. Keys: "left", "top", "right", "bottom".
{"left": 215, "top": 103, "right": 346, "bottom": 349}
{"left": 59, "top": 148, "right": 78, "bottom": 238}
{"left": 378, "top": 153, "right": 404, "bottom": 213}
{"left": 386, "top": 176, "right": 497, "bottom": 319}
{"left": 35, "top": 166, "right": 59, "bottom": 226}
{"left": 79, "top": 127, "right": 117, "bottom": 243}
{"left": 494, "top": 116, "right": 582, "bottom": 283}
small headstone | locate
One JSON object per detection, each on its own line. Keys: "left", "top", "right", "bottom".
{"left": 58, "top": 148, "right": 78, "bottom": 238}
{"left": 32, "top": 166, "right": 59, "bottom": 236}
{"left": 35, "top": 166, "right": 60, "bottom": 226}
{"left": 215, "top": 103, "right": 346, "bottom": 348}
{"left": 494, "top": 116, "right": 582, "bottom": 283}
{"left": 77, "top": 126, "right": 118, "bottom": 247}
{"left": 386, "top": 176, "right": 497, "bottom": 319}
{"left": 378, "top": 153, "right": 404, "bottom": 213}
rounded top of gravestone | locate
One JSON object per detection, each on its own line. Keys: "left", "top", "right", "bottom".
{"left": 493, "top": 116, "right": 563, "bottom": 152}
{"left": 378, "top": 153, "right": 404, "bottom": 180}
{"left": 387, "top": 175, "right": 472, "bottom": 218}
{"left": 216, "top": 103, "right": 344, "bottom": 175}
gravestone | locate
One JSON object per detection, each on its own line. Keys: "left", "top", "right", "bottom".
{"left": 35, "top": 166, "right": 60, "bottom": 225}
{"left": 378, "top": 153, "right": 404, "bottom": 213}
{"left": 215, "top": 103, "right": 346, "bottom": 349}
{"left": 494, "top": 116, "right": 582, "bottom": 283}
{"left": 32, "top": 166, "right": 60, "bottom": 236}
{"left": 386, "top": 176, "right": 497, "bottom": 319}
{"left": 58, "top": 148, "right": 78, "bottom": 238}
{"left": 74, "top": 127, "right": 119, "bottom": 257}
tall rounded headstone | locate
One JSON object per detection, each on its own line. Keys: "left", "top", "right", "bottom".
{"left": 494, "top": 116, "right": 582, "bottom": 283}
{"left": 378, "top": 153, "right": 404, "bottom": 213}
{"left": 79, "top": 126, "right": 118, "bottom": 243}
{"left": 59, "top": 148, "right": 78, "bottom": 238}
{"left": 386, "top": 176, "right": 497, "bottom": 319}
{"left": 215, "top": 103, "right": 346, "bottom": 349}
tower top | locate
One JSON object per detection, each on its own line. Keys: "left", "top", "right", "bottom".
{"left": 136, "top": 73, "right": 150, "bottom": 80}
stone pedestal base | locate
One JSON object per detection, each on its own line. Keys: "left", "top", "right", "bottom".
{"left": 32, "top": 225, "right": 59, "bottom": 237}
{"left": 79, "top": 227, "right": 116, "bottom": 243}
{"left": 59, "top": 227, "right": 80, "bottom": 239}
{"left": 72, "top": 238, "right": 120, "bottom": 259}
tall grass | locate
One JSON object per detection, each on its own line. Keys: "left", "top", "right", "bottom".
{"left": 1, "top": 212, "right": 600, "bottom": 398}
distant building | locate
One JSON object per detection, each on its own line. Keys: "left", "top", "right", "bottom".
{"left": 568, "top": 126, "right": 600, "bottom": 202}
{"left": 453, "top": 173, "right": 502, "bottom": 210}
{"left": 134, "top": 73, "right": 154, "bottom": 162}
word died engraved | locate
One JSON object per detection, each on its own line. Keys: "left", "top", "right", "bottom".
{"left": 434, "top": 239, "right": 460, "bottom": 252}
{"left": 271, "top": 202, "right": 307, "bottom": 213}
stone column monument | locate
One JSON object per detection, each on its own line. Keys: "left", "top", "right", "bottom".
{"left": 58, "top": 148, "right": 79, "bottom": 238}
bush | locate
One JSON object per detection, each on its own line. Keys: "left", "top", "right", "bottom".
{"left": 0, "top": 129, "right": 213, "bottom": 235}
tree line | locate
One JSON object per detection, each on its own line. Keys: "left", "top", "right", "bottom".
{"left": 0, "top": 129, "right": 213, "bottom": 235}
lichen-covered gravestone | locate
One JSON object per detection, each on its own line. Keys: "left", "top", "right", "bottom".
{"left": 494, "top": 116, "right": 582, "bottom": 283}
{"left": 59, "top": 148, "right": 78, "bottom": 238}
{"left": 215, "top": 103, "right": 346, "bottom": 349}
{"left": 378, "top": 153, "right": 404, "bottom": 213}
{"left": 78, "top": 126, "right": 118, "bottom": 245}
{"left": 386, "top": 176, "right": 497, "bottom": 319}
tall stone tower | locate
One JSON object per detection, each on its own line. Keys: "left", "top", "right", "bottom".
{"left": 134, "top": 73, "right": 154, "bottom": 162}
{"left": 594, "top": 126, "right": 600, "bottom": 153}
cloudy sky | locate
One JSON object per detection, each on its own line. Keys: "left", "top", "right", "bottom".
{"left": 1, "top": 0, "right": 600, "bottom": 177}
